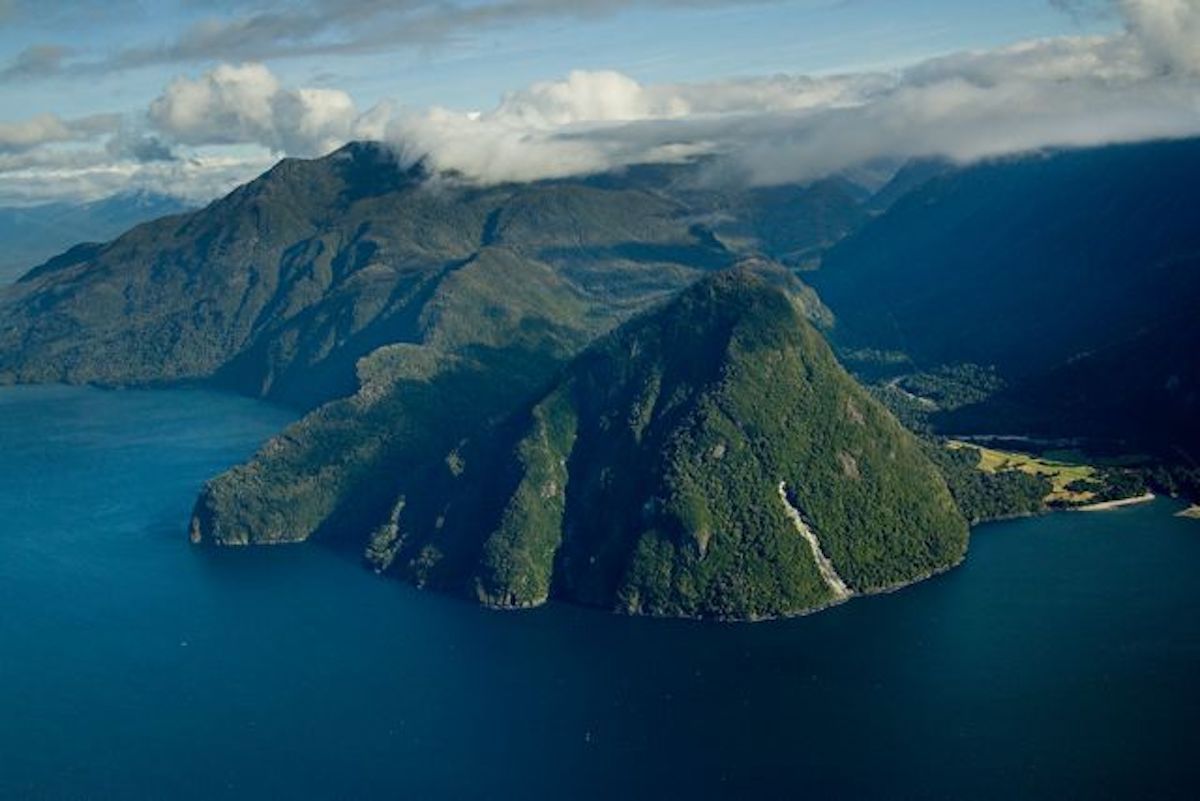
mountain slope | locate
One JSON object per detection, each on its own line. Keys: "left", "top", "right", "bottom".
{"left": 690, "top": 179, "right": 869, "bottom": 269}
{"left": 581, "top": 161, "right": 871, "bottom": 267}
{"left": 340, "top": 268, "right": 967, "bottom": 620}
{"left": 810, "top": 138, "right": 1200, "bottom": 455}
{"left": 0, "top": 143, "right": 733, "bottom": 409}
{"left": 0, "top": 145, "right": 869, "bottom": 412}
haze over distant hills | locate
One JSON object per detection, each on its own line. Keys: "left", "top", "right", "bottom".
{"left": 0, "top": 191, "right": 192, "bottom": 284}
{"left": 1, "top": 135, "right": 1196, "bottom": 618}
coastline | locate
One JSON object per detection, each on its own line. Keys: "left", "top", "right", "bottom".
{"left": 1076, "top": 492, "right": 1156, "bottom": 512}
{"left": 1177, "top": 505, "right": 1200, "bottom": 520}
{"left": 616, "top": 552, "right": 969, "bottom": 625}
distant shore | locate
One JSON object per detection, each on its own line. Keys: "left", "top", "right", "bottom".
{"left": 1177, "top": 505, "right": 1200, "bottom": 520}
{"left": 1076, "top": 493, "right": 1156, "bottom": 512}
{"left": 954, "top": 434, "right": 1085, "bottom": 448}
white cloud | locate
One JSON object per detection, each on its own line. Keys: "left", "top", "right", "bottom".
{"left": 726, "top": 69, "right": 1200, "bottom": 184}
{"left": 0, "top": 149, "right": 276, "bottom": 206}
{"left": 147, "top": 63, "right": 371, "bottom": 156}
{"left": 657, "top": 73, "right": 891, "bottom": 115}
{"left": 0, "top": 111, "right": 123, "bottom": 157}
{"left": 149, "top": 63, "right": 281, "bottom": 147}
{"left": 381, "top": 69, "right": 891, "bottom": 183}
{"left": 1121, "top": 0, "right": 1200, "bottom": 74}
{"left": 382, "top": 70, "right": 691, "bottom": 183}
{"left": 494, "top": 70, "right": 686, "bottom": 127}
{"left": 0, "top": 113, "right": 78, "bottom": 153}
{"left": 379, "top": 20, "right": 1200, "bottom": 186}
{"left": 4, "top": 1, "right": 1200, "bottom": 205}
{"left": 0, "top": 63, "right": 384, "bottom": 205}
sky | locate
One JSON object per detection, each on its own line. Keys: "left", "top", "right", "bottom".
{"left": 0, "top": 0, "right": 1197, "bottom": 204}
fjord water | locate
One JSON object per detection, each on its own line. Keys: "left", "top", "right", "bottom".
{"left": 2, "top": 387, "right": 1197, "bottom": 800}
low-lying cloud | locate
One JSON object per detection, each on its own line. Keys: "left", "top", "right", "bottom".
{"left": 1119, "top": 0, "right": 1200, "bottom": 73}
{"left": 379, "top": 1, "right": 1200, "bottom": 185}
{"left": 0, "top": 112, "right": 119, "bottom": 155}
{"left": 0, "top": 147, "right": 276, "bottom": 206}
{"left": 2, "top": 0, "right": 1199, "bottom": 204}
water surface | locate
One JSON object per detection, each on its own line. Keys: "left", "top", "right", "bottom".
{"left": 1, "top": 385, "right": 1197, "bottom": 800}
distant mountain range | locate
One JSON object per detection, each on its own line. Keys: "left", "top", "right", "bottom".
{"left": 1, "top": 137, "right": 1195, "bottom": 618}
{"left": 812, "top": 138, "right": 1200, "bottom": 458}
{"left": 0, "top": 191, "right": 192, "bottom": 284}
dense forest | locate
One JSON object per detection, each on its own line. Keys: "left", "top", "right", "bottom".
{"left": 378, "top": 269, "right": 968, "bottom": 619}
{"left": 924, "top": 444, "right": 1051, "bottom": 524}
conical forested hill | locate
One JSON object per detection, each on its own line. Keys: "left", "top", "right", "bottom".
{"left": 354, "top": 267, "right": 968, "bottom": 620}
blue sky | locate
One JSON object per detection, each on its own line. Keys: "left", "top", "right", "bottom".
{"left": 0, "top": 0, "right": 1115, "bottom": 123}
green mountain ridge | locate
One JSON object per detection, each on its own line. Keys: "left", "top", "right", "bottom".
{"left": 0, "top": 144, "right": 729, "bottom": 409}
{"left": 0, "top": 143, "right": 862, "bottom": 410}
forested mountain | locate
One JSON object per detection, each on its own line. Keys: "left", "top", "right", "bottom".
{"left": 1, "top": 141, "right": 942, "bottom": 619}
{"left": 0, "top": 143, "right": 732, "bottom": 408}
{"left": 683, "top": 178, "right": 869, "bottom": 269}
{"left": 194, "top": 267, "right": 966, "bottom": 619}
{"left": 0, "top": 143, "right": 863, "bottom": 410}
{"left": 3, "top": 135, "right": 1196, "bottom": 617}
{"left": 812, "top": 138, "right": 1200, "bottom": 457}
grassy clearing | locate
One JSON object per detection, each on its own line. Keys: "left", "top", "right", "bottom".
{"left": 947, "top": 441, "right": 1100, "bottom": 504}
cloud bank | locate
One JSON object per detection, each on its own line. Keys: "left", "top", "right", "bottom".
{"left": 1120, "top": 0, "right": 1200, "bottom": 73}
{"left": 1, "top": 0, "right": 1199, "bottom": 203}
{"left": 378, "top": 0, "right": 1200, "bottom": 184}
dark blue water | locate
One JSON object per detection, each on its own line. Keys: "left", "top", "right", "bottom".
{"left": 2, "top": 385, "right": 1198, "bottom": 800}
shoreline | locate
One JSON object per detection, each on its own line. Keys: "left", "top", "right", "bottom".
{"left": 952, "top": 434, "right": 1085, "bottom": 448}
{"left": 1075, "top": 492, "right": 1156, "bottom": 512}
